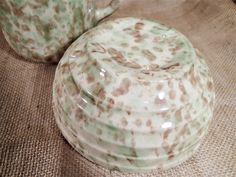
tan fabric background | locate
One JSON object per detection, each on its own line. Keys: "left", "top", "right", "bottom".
{"left": 0, "top": 0, "right": 236, "bottom": 176}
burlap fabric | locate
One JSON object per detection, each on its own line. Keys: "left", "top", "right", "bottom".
{"left": 0, "top": 0, "right": 236, "bottom": 176}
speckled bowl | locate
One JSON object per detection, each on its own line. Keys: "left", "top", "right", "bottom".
{"left": 52, "top": 18, "right": 215, "bottom": 172}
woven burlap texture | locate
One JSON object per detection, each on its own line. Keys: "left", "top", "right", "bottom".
{"left": 0, "top": 0, "right": 236, "bottom": 176}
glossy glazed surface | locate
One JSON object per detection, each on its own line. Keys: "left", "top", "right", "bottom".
{"left": 52, "top": 18, "right": 215, "bottom": 172}
{"left": 0, "top": 0, "right": 120, "bottom": 63}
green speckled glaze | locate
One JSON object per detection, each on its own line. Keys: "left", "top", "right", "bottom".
{"left": 52, "top": 18, "right": 215, "bottom": 172}
{"left": 0, "top": 0, "right": 121, "bottom": 63}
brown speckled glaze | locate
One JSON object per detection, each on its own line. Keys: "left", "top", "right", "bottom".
{"left": 52, "top": 18, "right": 215, "bottom": 172}
{"left": 0, "top": 0, "right": 121, "bottom": 63}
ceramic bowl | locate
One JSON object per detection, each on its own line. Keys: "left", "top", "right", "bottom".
{"left": 52, "top": 17, "right": 215, "bottom": 172}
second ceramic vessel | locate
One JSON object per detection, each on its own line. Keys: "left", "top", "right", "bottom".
{"left": 0, "top": 0, "right": 121, "bottom": 63}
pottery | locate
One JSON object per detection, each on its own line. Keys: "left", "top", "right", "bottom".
{"left": 52, "top": 18, "right": 215, "bottom": 172}
{"left": 0, "top": 0, "right": 121, "bottom": 63}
